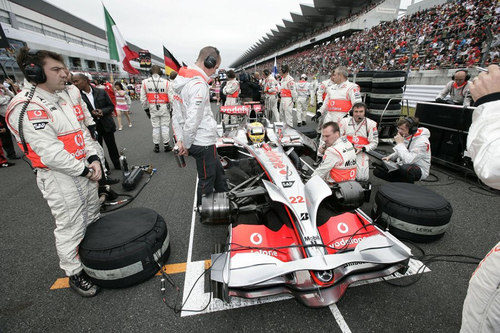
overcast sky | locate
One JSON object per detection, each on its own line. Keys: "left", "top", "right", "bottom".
{"left": 45, "top": 0, "right": 416, "bottom": 69}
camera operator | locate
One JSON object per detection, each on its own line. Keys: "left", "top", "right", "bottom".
{"left": 374, "top": 117, "right": 431, "bottom": 183}
{"left": 5, "top": 47, "right": 101, "bottom": 297}
{"left": 172, "top": 46, "right": 228, "bottom": 206}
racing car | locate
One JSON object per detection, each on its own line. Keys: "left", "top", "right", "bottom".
{"left": 199, "top": 106, "right": 411, "bottom": 308}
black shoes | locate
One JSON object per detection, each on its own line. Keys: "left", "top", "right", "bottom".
{"left": 0, "top": 162, "right": 15, "bottom": 168}
{"left": 297, "top": 123, "right": 302, "bottom": 127}
{"left": 302, "top": 121, "right": 306, "bottom": 126}
{"left": 69, "top": 271, "right": 100, "bottom": 297}
{"left": 154, "top": 144, "right": 160, "bottom": 153}
{"left": 105, "top": 177, "right": 120, "bottom": 185}
{"left": 7, "top": 155, "right": 20, "bottom": 160}
{"left": 164, "top": 143, "right": 172, "bottom": 152}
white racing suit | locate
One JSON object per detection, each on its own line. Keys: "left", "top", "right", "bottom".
{"left": 436, "top": 80, "right": 471, "bottom": 106}
{"left": 319, "top": 80, "right": 362, "bottom": 124}
{"left": 312, "top": 136, "right": 357, "bottom": 184}
{"left": 460, "top": 241, "right": 500, "bottom": 333}
{"left": 279, "top": 74, "right": 297, "bottom": 127}
{"left": 466, "top": 99, "right": 500, "bottom": 190}
{"left": 59, "top": 85, "right": 107, "bottom": 173}
{"left": 296, "top": 80, "right": 310, "bottom": 124}
{"left": 140, "top": 74, "right": 174, "bottom": 145}
{"left": 386, "top": 127, "right": 431, "bottom": 180}
{"left": 263, "top": 74, "right": 279, "bottom": 121}
{"left": 6, "top": 84, "right": 100, "bottom": 276}
{"left": 316, "top": 78, "right": 335, "bottom": 132}
{"left": 339, "top": 116, "right": 378, "bottom": 181}
{"left": 222, "top": 79, "right": 240, "bottom": 124}
{"left": 171, "top": 65, "right": 228, "bottom": 204}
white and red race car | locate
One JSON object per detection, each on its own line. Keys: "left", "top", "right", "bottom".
{"left": 200, "top": 113, "right": 411, "bottom": 308}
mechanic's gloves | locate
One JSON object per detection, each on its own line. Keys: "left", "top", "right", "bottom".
{"left": 144, "top": 108, "right": 151, "bottom": 119}
{"left": 435, "top": 98, "right": 445, "bottom": 104}
{"left": 87, "top": 124, "right": 98, "bottom": 140}
{"left": 311, "top": 111, "right": 322, "bottom": 123}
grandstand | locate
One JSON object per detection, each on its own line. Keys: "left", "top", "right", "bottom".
{"left": 234, "top": 0, "right": 499, "bottom": 83}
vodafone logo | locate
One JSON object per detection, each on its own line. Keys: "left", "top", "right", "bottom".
{"left": 34, "top": 110, "right": 43, "bottom": 117}
{"left": 337, "top": 222, "right": 349, "bottom": 234}
{"left": 250, "top": 233, "right": 263, "bottom": 245}
{"left": 74, "top": 133, "right": 84, "bottom": 147}
{"left": 352, "top": 136, "right": 359, "bottom": 143}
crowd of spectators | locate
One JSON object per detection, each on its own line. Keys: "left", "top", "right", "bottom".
{"left": 252, "top": 0, "right": 499, "bottom": 77}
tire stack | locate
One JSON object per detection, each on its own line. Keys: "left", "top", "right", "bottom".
{"left": 355, "top": 71, "right": 407, "bottom": 138}
{"left": 354, "top": 71, "right": 374, "bottom": 105}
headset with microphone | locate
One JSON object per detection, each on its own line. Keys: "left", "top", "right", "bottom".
{"left": 451, "top": 69, "right": 471, "bottom": 81}
{"left": 204, "top": 47, "right": 219, "bottom": 69}
{"left": 23, "top": 49, "right": 46, "bottom": 84}
{"left": 404, "top": 116, "right": 418, "bottom": 135}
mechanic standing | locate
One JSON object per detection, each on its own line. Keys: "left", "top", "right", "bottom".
{"left": 172, "top": 46, "right": 228, "bottom": 206}
{"left": 339, "top": 102, "right": 378, "bottom": 182}
{"left": 278, "top": 64, "right": 297, "bottom": 127}
{"left": 262, "top": 69, "right": 279, "bottom": 122}
{"left": 295, "top": 74, "right": 310, "bottom": 127}
{"left": 140, "top": 65, "right": 175, "bottom": 153}
{"left": 315, "top": 66, "right": 362, "bottom": 125}
{"left": 312, "top": 121, "right": 357, "bottom": 184}
{"left": 222, "top": 70, "right": 240, "bottom": 124}
{"left": 6, "top": 48, "right": 101, "bottom": 297}
{"left": 312, "top": 71, "right": 335, "bottom": 135}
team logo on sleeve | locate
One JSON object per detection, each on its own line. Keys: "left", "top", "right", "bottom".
{"left": 33, "top": 121, "right": 48, "bottom": 130}
{"left": 27, "top": 110, "right": 49, "bottom": 120}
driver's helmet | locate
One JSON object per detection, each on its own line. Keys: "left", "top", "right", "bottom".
{"left": 247, "top": 122, "right": 265, "bottom": 144}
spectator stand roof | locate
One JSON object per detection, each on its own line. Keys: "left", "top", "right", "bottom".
{"left": 231, "top": 0, "right": 376, "bottom": 69}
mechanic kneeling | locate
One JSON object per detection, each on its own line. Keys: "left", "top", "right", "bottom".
{"left": 374, "top": 117, "right": 431, "bottom": 183}
{"left": 312, "top": 121, "right": 357, "bottom": 183}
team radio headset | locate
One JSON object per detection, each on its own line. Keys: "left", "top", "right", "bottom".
{"left": 403, "top": 116, "right": 418, "bottom": 149}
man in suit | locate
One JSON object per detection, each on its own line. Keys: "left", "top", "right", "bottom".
{"left": 72, "top": 74, "right": 121, "bottom": 171}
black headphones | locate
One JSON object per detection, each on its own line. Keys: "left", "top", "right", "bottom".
{"left": 23, "top": 49, "right": 46, "bottom": 84}
{"left": 452, "top": 70, "right": 470, "bottom": 81}
{"left": 204, "top": 55, "right": 217, "bottom": 69}
{"left": 405, "top": 117, "right": 418, "bottom": 135}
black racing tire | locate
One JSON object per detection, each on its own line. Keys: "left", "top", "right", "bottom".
{"left": 372, "top": 71, "right": 407, "bottom": 89}
{"left": 370, "top": 88, "right": 403, "bottom": 104}
{"left": 355, "top": 71, "right": 375, "bottom": 87}
{"left": 80, "top": 208, "right": 170, "bottom": 288}
{"left": 372, "top": 183, "right": 453, "bottom": 243}
{"left": 369, "top": 103, "right": 401, "bottom": 110}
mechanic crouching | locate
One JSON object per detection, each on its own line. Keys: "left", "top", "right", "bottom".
{"left": 374, "top": 117, "right": 431, "bottom": 183}
{"left": 312, "top": 122, "right": 357, "bottom": 184}
{"left": 6, "top": 47, "right": 101, "bottom": 297}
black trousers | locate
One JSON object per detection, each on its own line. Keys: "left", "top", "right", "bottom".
{"left": 0, "top": 115, "right": 16, "bottom": 158}
{"left": 97, "top": 131, "right": 121, "bottom": 170}
{"left": 373, "top": 164, "right": 422, "bottom": 184}
{"left": 188, "top": 144, "right": 228, "bottom": 206}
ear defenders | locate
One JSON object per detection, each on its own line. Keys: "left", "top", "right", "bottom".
{"left": 452, "top": 70, "right": 470, "bottom": 81}
{"left": 405, "top": 117, "right": 418, "bottom": 135}
{"left": 204, "top": 55, "right": 217, "bottom": 69}
{"left": 23, "top": 49, "right": 46, "bottom": 84}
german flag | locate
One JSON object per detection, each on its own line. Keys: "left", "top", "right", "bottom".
{"left": 163, "top": 46, "right": 181, "bottom": 75}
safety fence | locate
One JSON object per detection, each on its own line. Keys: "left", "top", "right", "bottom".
{"left": 403, "top": 85, "right": 444, "bottom": 108}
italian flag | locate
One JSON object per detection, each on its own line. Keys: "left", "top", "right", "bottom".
{"left": 104, "top": 6, "right": 139, "bottom": 75}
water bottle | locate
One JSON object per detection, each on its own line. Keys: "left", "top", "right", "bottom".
{"left": 173, "top": 146, "right": 186, "bottom": 168}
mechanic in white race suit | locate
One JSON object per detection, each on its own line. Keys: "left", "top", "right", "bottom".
{"left": 312, "top": 121, "right": 357, "bottom": 184}
{"left": 5, "top": 48, "right": 101, "bottom": 297}
{"left": 339, "top": 102, "right": 378, "bottom": 182}
{"left": 172, "top": 46, "right": 228, "bottom": 206}
{"left": 295, "top": 74, "right": 310, "bottom": 127}
{"left": 316, "top": 66, "right": 362, "bottom": 125}
{"left": 460, "top": 65, "right": 500, "bottom": 333}
{"left": 311, "top": 71, "right": 336, "bottom": 132}
{"left": 262, "top": 69, "right": 279, "bottom": 122}
{"left": 278, "top": 64, "right": 297, "bottom": 127}
{"left": 376, "top": 116, "right": 431, "bottom": 183}
{"left": 222, "top": 70, "right": 240, "bottom": 124}
{"left": 140, "top": 65, "right": 175, "bottom": 153}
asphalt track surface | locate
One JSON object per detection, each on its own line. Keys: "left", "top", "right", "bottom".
{"left": 1, "top": 100, "right": 499, "bottom": 332}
